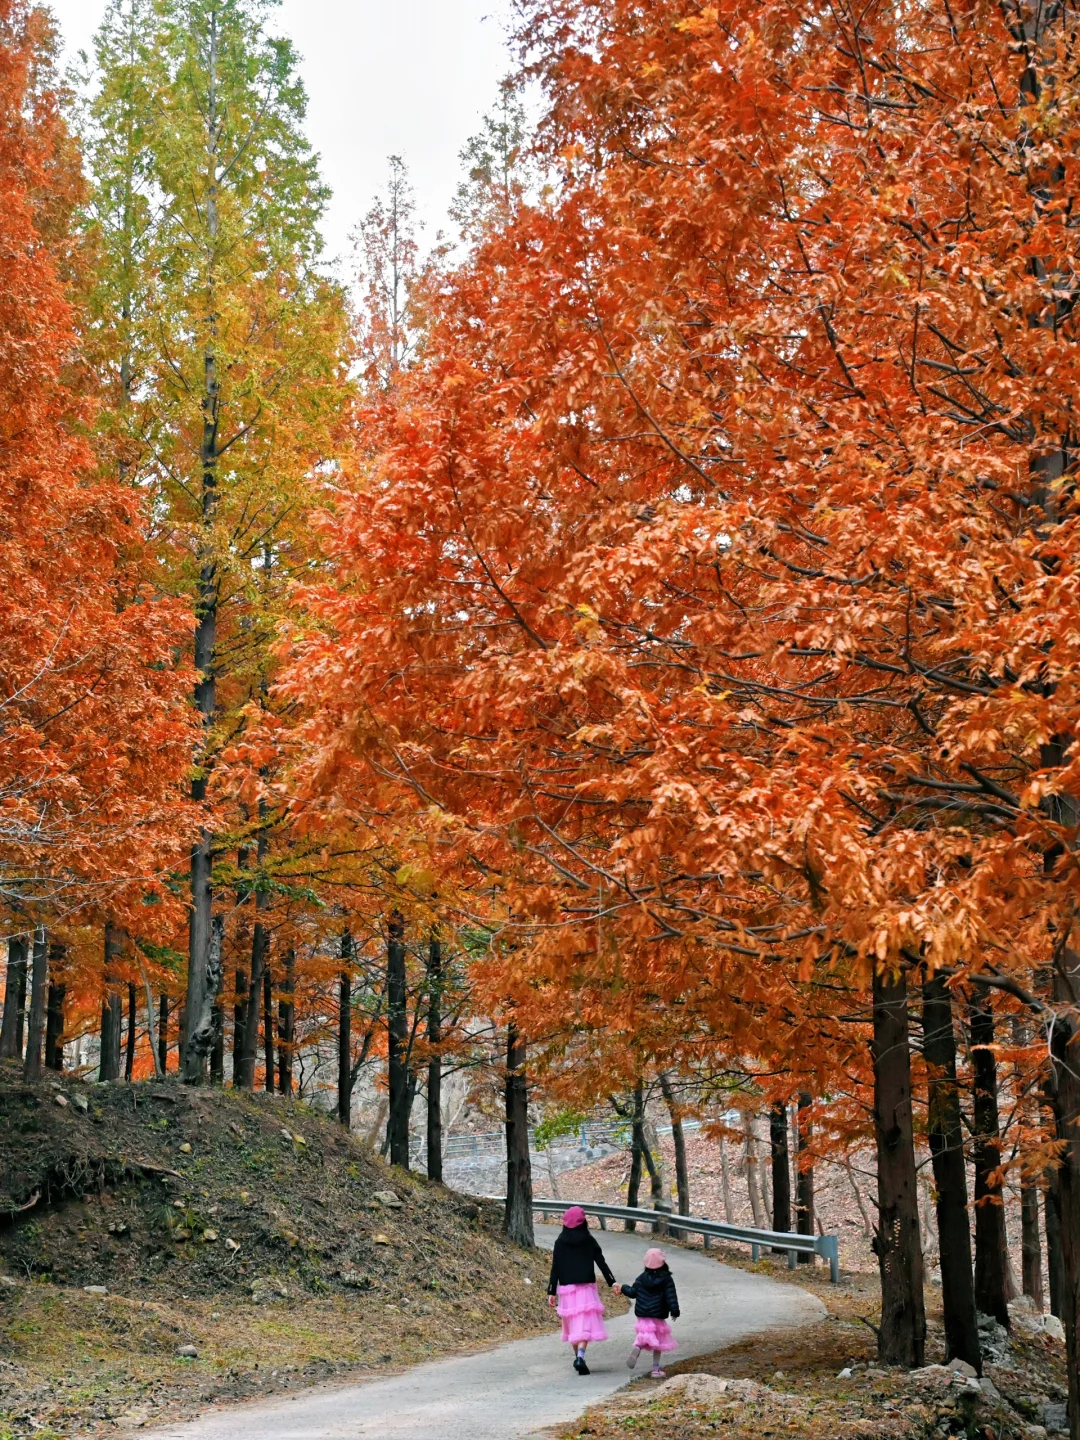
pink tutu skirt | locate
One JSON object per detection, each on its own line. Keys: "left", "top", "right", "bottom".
{"left": 557, "top": 1282, "right": 608, "bottom": 1344}
{"left": 634, "top": 1317, "right": 677, "bottom": 1352}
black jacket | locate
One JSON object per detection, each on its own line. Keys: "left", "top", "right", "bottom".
{"left": 621, "top": 1265, "right": 680, "bottom": 1320}
{"left": 547, "top": 1225, "right": 617, "bottom": 1294}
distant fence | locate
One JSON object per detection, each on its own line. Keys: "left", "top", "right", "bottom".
{"left": 526, "top": 1197, "right": 841, "bottom": 1284}
{"left": 425, "top": 1117, "right": 704, "bottom": 1164}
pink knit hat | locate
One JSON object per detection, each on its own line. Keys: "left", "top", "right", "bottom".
{"left": 562, "top": 1205, "right": 587, "bottom": 1228}
{"left": 644, "top": 1247, "right": 666, "bottom": 1269}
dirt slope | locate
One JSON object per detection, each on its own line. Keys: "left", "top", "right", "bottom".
{"left": 0, "top": 1064, "right": 551, "bottom": 1437}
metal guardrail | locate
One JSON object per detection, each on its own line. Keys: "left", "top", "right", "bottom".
{"left": 527, "top": 1197, "right": 840, "bottom": 1284}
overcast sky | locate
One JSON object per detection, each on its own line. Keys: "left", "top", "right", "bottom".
{"left": 46, "top": 0, "right": 517, "bottom": 269}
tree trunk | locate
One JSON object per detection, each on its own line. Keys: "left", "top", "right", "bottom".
{"left": 970, "top": 995, "right": 1010, "bottom": 1328}
{"left": 872, "top": 965, "right": 926, "bottom": 1368}
{"left": 209, "top": 964, "right": 225, "bottom": 1084}
{"left": 770, "top": 1102, "right": 792, "bottom": 1248}
{"left": 125, "top": 981, "right": 137, "bottom": 1081}
{"left": 0, "top": 935, "right": 28, "bottom": 1059}
{"left": 22, "top": 928, "right": 47, "bottom": 1082}
{"left": 1048, "top": 957, "right": 1080, "bottom": 1440}
{"left": 232, "top": 962, "right": 248, "bottom": 1084}
{"left": 277, "top": 948, "right": 294, "bottom": 1096}
{"left": 262, "top": 962, "right": 274, "bottom": 1092}
{"left": 659, "top": 1071, "right": 690, "bottom": 1215}
{"left": 426, "top": 933, "right": 443, "bottom": 1183}
{"left": 922, "top": 973, "right": 981, "bottom": 1369}
{"left": 387, "top": 910, "right": 409, "bottom": 1168}
{"left": 1013, "top": 1016, "right": 1044, "bottom": 1311}
{"left": 237, "top": 835, "right": 269, "bottom": 1090}
{"left": 158, "top": 993, "right": 169, "bottom": 1074}
{"left": 504, "top": 1024, "right": 534, "bottom": 1246}
{"left": 795, "top": 1092, "right": 815, "bottom": 1263}
{"left": 184, "top": 914, "right": 224, "bottom": 1080}
{"left": 720, "top": 1135, "right": 734, "bottom": 1223}
{"left": 99, "top": 922, "right": 124, "bottom": 1082}
{"left": 745, "top": 1119, "right": 767, "bottom": 1229}
{"left": 337, "top": 930, "right": 352, "bottom": 1127}
{"left": 627, "top": 1084, "right": 645, "bottom": 1232}
{"left": 1021, "top": 1181, "right": 1044, "bottom": 1311}
{"left": 45, "top": 973, "right": 66, "bottom": 1072}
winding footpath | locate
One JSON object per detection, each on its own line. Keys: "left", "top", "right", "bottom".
{"left": 144, "top": 1228, "right": 825, "bottom": 1440}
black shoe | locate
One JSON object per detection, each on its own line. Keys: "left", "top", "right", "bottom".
{"left": 573, "top": 1355, "right": 590, "bottom": 1375}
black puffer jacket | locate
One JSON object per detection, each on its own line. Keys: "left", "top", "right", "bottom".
{"left": 547, "top": 1225, "right": 617, "bottom": 1294}
{"left": 621, "top": 1265, "right": 680, "bottom": 1320}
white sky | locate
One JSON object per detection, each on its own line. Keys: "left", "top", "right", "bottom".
{"left": 46, "top": 0, "right": 517, "bottom": 269}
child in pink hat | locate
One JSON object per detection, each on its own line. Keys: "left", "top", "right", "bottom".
{"left": 620, "top": 1247, "right": 680, "bottom": 1378}
{"left": 546, "top": 1206, "right": 619, "bottom": 1375}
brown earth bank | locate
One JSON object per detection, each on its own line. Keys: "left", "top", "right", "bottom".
{"left": 558, "top": 1250, "right": 1069, "bottom": 1440}
{"left": 0, "top": 1064, "right": 551, "bottom": 1438}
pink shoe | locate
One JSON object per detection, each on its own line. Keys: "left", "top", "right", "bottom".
{"left": 651, "top": 1367, "right": 667, "bottom": 1379}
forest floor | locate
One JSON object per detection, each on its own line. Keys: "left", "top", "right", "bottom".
{"left": 556, "top": 1246, "right": 1070, "bottom": 1440}
{"left": 0, "top": 1064, "right": 554, "bottom": 1439}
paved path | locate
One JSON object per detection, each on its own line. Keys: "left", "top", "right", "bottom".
{"left": 144, "top": 1229, "right": 825, "bottom": 1440}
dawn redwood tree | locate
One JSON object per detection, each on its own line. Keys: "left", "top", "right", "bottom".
{"left": 80, "top": 0, "right": 348, "bottom": 1085}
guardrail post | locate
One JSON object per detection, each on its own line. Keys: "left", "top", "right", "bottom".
{"left": 788, "top": 1248, "right": 797, "bottom": 1270}
{"left": 655, "top": 1200, "right": 671, "bottom": 1237}
{"left": 751, "top": 1242, "right": 760, "bottom": 1262}
{"left": 598, "top": 1214, "right": 607, "bottom": 1230}
{"left": 816, "top": 1233, "right": 840, "bottom": 1284}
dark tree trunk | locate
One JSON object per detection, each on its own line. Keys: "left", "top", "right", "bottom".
{"left": 99, "top": 922, "right": 124, "bottom": 1082}
{"left": 45, "top": 973, "right": 66, "bottom": 1072}
{"left": 237, "top": 838, "right": 269, "bottom": 1090}
{"left": 872, "top": 965, "right": 927, "bottom": 1367}
{"left": 277, "top": 949, "right": 294, "bottom": 1096}
{"left": 795, "top": 1091, "right": 815, "bottom": 1263}
{"left": 626, "top": 1084, "right": 645, "bottom": 1233}
{"left": 184, "top": 915, "right": 225, "bottom": 1079}
{"left": 970, "top": 995, "right": 1010, "bottom": 1328}
{"left": 504, "top": 1024, "right": 534, "bottom": 1246}
{"left": 1047, "top": 1170, "right": 1064, "bottom": 1319}
{"left": 660, "top": 1071, "right": 690, "bottom": 1216}
{"left": 770, "top": 1102, "right": 792, "bottom": 1250}
{"left": 262, "top": 962, "right": 274, "bottom": 1092}
{"left": 0, "top": 936, "right": 28, "bottom": 1059}
{"left": 337, "top": 930, "right": 353, "bottom": 1127}
{"left": 232, "top": 963, "right": 248, "bottom": 1084}
{"left": 158, "top": 993, "right": 169, "bottom": 1074}
{"left": 184, "top": 825, "right": 214, "bottom": 1084}
{"left": 22, "top": 928, "right": 47, "bottom": 1082}
{"left": 1048, "top": 958, "right": 1080, "bottom": 1440}
{"left": 387, "top": 911, "right": 409, "bottom": 1168}
{"left": 125, "top": 981, "right": 138, "bottom": 1081}
{"left": 426, "top": 934, "right": 443, "bottom": 1183}
{"left": 1021, "top": 1180, "right": 1044, "bottom": 1311}
{"left": 922, "top": 973, "right": 981, "bottom": 1370}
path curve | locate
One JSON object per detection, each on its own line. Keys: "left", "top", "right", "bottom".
{"left": 142, "top": 1229, "right": 825, "bottom": 1440}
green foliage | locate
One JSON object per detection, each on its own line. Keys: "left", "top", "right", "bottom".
{"left": 533, "top": 1108, "right": 587, "bottom": 1152}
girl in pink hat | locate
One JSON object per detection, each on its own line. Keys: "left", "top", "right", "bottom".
{"left": 546, "top": 1206, "right": 619, "bottom": 1375}
{"left": 620, "top": 1247, "right": 680, "bottom": 1378}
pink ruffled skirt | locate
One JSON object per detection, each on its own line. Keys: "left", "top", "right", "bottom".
{"left": 557, "top": 1282, "right": 608, "bottom": 1344}
{"left": 634, "top": 1317, "right": 677, "bottom": 1352}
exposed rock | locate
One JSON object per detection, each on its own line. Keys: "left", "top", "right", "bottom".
{"left": 53, "top": 1094, "right": 69, "bottom": 1108}
{"left": 658, "top": 1374, "right": 733, "bottom": 1403}
{"left": 373, "top": 1190, "right": 403, "bottom": 1209}
{"left": 83, "top": 1285, "right": 108, "bottom": 1296}
{"left": 175, "top": 1344, "right": 198, "bottom": 1358}
{"left": 1040, "top": 1315, "right": 1065, "bottom": 1343}
{"left": 943, "top": 1358, "right": 979, "bottom": 1379}
{"left": 250, "top": 1278, "right": 289, "bottom": 1304}
{"left": 1043, "top": 1401, "right": 1068, "bottom": 1435}
{"left": 71, "top": 1093, "right": 89, "bottom": 1113}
